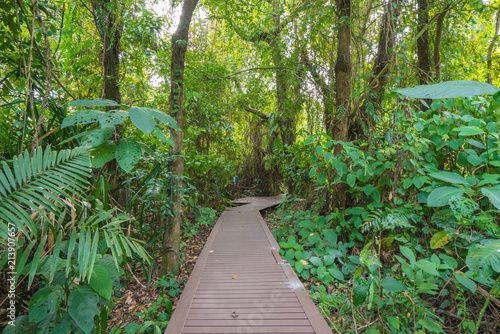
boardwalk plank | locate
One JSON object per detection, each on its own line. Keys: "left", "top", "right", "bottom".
{"left": 165, "top": 196, "right": 332, "bottom": 334}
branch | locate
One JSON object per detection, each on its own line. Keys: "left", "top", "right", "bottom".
{"left": 223, "top": 66, "right": 290, "bottom": 79}
{"left": 238, "top": 102, "right": 269, "bottom": 120}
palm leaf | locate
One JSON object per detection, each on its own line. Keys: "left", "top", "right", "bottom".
{"left": 0, "top": 146, "right": 91, "bottom": 240}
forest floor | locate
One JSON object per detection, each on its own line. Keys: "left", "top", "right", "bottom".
{"left": 106, "top": 222, "right": 212, "bottom": 332}
{"left": 107, "top": 203, "right": 500, "bottom": 333}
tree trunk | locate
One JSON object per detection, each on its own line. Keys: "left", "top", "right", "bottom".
{"left": 417, "top": 0, "right": 431, "bottom": 85}
{"left": 366, "top": 0, "right": 400, "bottom": 109}
{"left": 91, "top": 0, "right": 126, "bottom": 207}
{"left": 333, "top": 0, "right": 352, "bottom": 209}
{"left": 487, "top": 10, "right": 500, "bottom": 84}
{"left": 162, "top": 0, "right": 199, "bottom": 275}
{"left": 434, "top": 4, "right": 448, "bottom": 82}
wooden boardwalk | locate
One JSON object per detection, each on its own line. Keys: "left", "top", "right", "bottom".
{"left": 165, "top": 196, "right": 332, "bottom": 334}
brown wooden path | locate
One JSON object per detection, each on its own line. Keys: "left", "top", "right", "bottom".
{"left": 165, "top": 196, "right": 332, "bottom": 334}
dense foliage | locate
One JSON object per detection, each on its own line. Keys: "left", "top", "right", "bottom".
{"left": 1, "top": 0, "right": 500, "bottom": 333}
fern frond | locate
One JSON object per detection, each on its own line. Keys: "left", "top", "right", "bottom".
{"left": 0, "top": 146, "right": 91, "bottom": 240}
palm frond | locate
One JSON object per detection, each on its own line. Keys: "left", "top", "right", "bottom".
{"left": 0, "top": 146, "right": 91, "bottom": 241}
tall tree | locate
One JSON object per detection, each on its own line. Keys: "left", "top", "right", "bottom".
{"left": 433, "top": 1, "right": 448, "bottom": 81}
{"left": 417, "top": 0, "right": 431, "bottom": 84}
{"left": 332, "top": 0, "right": 352, "bottom": 209}
{"left": 487, "top": 9, "right": 500, "bottom": 84}
{"left": 162, "top": 0, "right": 199, "bottom": 275}
{"left": 91, "top": 0, "right": 122, "bottom": 104}
{"left": 90, "top": 0, "right": 126, "bottom": 207}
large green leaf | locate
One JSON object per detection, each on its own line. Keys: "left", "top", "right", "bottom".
{"left": 68, "top": 285, "right": 99, "bottom": 334}
{"left": 28, "top": 285, "right": 63, "bottom": 323}
{"left": 90, "top": 141, "right": 116, "bottom": 168}
{"left": 90, "top": 264, "right": 113, "bottom": 300}
{"left": 429, "top": 171, "right": 468, "bottom": 185}
{"left": 396, "top": 80, "right": 500, "bottom": 99}
{"left": 427, "top": 187, "right": 464, "bottom": 207}
{"left": 381, "top": 276, "right": 406, "bottom": 292}
{"left": 129, "top": 107, "right": 156, "bottom": 135}
{"left": 481, "top": 187, "right": 500, "bottom": 211}
{"left": 61, "top": 110, "right": 105, "bottom": 128}
{"left": 453, "top": 272, "right": 477, "bottom": 293}
{"left": 69, "top": 98, "right": 120, "bottom": 107}
{"left": 81, "top": 126, "right": 114, "bottom": 147}
{"left": 97, "top": 110, "right": 129, "bottom": 127}
{"left": 466, "top": 239, "right": 500, "bottom": 273}
{"left": 453, "top": 126, "right": 485, "bottom": 136}
{"left": 146, "top": 108, "right": 180, "bottom": 130}
{"left": 115, "top": 138, "right": 142, "bottom": 173}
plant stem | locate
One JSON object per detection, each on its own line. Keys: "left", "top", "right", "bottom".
{"left": 473, "top": 277, "right": 499, "bottom": 334}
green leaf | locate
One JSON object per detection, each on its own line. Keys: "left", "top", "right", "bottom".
{"left": 431, "top": 102, "right": 443, "bottom": 110}
{"left": 90, "top": 265, "right": 113, "bottom": 300}
{"left": 353, "top": 285, "right": 368, "bottom": 306}
{"left": 309, "top": 256, "right": 322, "bottom": 266}
{"left": 468, "top": 155, "right": 483, "bottom": 166}
{"left": 129, "top": 107, "right": 155, "bottom": 135}
{"left": 95, "top": 257, "right": 124, "bottom": 278}
{"left": 28, "top": 286, "right": 63, "bottom": 323}
{"left": 28, "top": 235, "right": 47, "bottom": 288}
{"left": 481, "top": 187, "right": 500, "bottom": 211}
{"left": 429, "top": 171, "right": 468, "bottom": 185}
{"left": 395, "top": 80, "right": 500, "bottom": 99}
{"left": 90, "top": 141, "right": 116, "bottom": 168}
{"left": 322, "top": 229, "right": 337, "bottom": 245}
{"left": 487, "top": 122, "right": 498, "bottom": 134}
{"left": 317, "top": 172, "right": 327, "bottom": 185}
{"left": 116, "top": 138, "right": 142, "bottom": 173}
{"left": 147, "top": 108, "right": 180, "bottom": 130}
{"left": 427, "top": 187, "right": 464, "bottom": 207}
{"left": 444, "top": 99, "right": 456, "bottom": 108}
{"left": 329, "top": 268, "right": 344, "bottom": 281}
{"left": 295, "top": 261, "right": 304, "bottom": 273}
{"left": 416, "top": 259, "right": 440, "bottom": 276}
{"left": 309, "top": 167, "right": 316, "bottom": 178}
{"left": 418, "top": 319, "right": 444, "bottom": 333}
{"left": 454, "top": 126, "right": 485, "bottom": 136}
{"left": 81, "top": 126, "right": 114, "bottom": 147}
{"left": 299, "top": 220, "right": 317, "bottom": 230}
{"left": 381, "top": 276, "right": 406, "bottom": 292}
{"left": 68, "top": 285, "right": 99, "bottom": 334}
{"left": 387, "top": 316, "right": 400, "bottom": 330}
{"left": 466, "top": 239, "right": 500, "bottom": 273}
{"left": 453, "top": 272, "right": 477, "bottom": 293}
{"left": 347, "top": 174, "right": 356, "bottom": 187}
{"left": 98, "top": 110, "right": 129, "bottom": 127}
{"left": 430, "top": 231, "right": 450, "bottom": 249}
{"left": 400, "top": 246, "right": 416, "bottom": 267}
{"left": 69, "top": 98, "right": 120, "bottom": 107}
{"left": 61, "top": 110, "right": 105, "bottom": 128}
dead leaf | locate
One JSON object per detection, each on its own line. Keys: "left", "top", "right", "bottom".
{"left": 125, "top": 295, "right": 133, "bottom": 304}
{"left": 232, "top": 275, "right": 237, "bottom": 279}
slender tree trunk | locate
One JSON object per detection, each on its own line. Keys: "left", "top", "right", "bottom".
{"left": 367, "top": 0, "right": 399, "bottom": 108}
{"left": 333, "top": 0, "right": 352, "bottom": 209}
{"left": 270, "top": 0, "right": 295, "bottom": 194}
{"left": 417, "top": 0, "right": 431, "bottom": 85}
{"left": 91, "top": 0, "right": 126, "bottom": 207}
{"left": 487, "top": 10, "right": 500, "bottom": 84}
{"left": 162, "top": 0, "right": 199, "bottom": 275}
{"left": 434, "top": 3, "right": 448, "bottom": 82}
